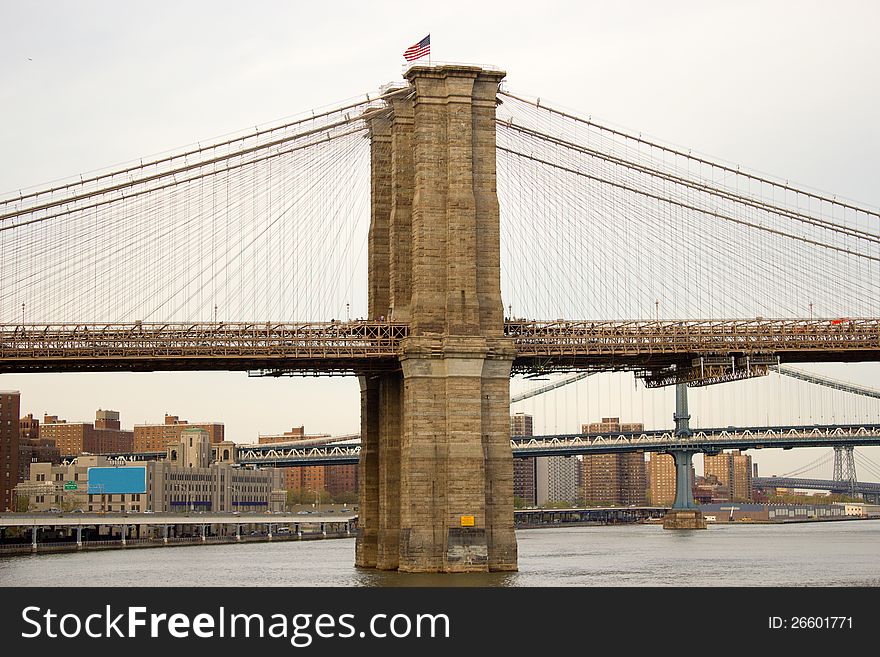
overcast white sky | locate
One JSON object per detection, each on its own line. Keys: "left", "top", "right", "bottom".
{"left": 1, "top": 1, "right": 878, "bottom": 477}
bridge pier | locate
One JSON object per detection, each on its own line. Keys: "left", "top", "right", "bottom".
{"left": 663, "top": 384, "right": 707, "bottom": 530}
{"left": 76, "top": 526, "right": 82, "bottom": 549}
{"left": 357, "top": 65, "right": 516, "bottom": 572}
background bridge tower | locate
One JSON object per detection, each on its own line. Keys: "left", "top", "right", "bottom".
{"left": 662, "top": 383, "right": 707, "bottom": 529}
{"left": 358, "top": 65, "right": 517, "bottom": 572}
{"left": 833, "top": 446, "right": 858, "bottom": 499}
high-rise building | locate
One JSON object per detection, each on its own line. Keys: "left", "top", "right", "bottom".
{"left": 647, "top": 453, "right": 676, "bottom": 506}
{"left": 510, "top": 413, "right": 536, "bottom": 505}
{"left": 537, "top": 456, "right": 579, "bottom": 505}
{"left": 1, "top": 391, "right": 21, "bottom": 510}
{"left": 40, "top": 410, "right": 133, "bottom": 456}
{"left": 40, "top": 410, "right": 134, "bottom": 457}
{"left": 580, "top": 418, "right": 647, "bottom": 506}
{"left": 647, "top": 453, "right": 696, "bottom": 506}
{"left": 133, "top": 414, "right": 224, "bottom": 453}
{"left": 704, "top": 450, "right": 753, "bottom": 502}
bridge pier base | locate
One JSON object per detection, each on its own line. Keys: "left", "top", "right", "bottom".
{"left": 662, "top": 449, "right": 706, "bottom": 530}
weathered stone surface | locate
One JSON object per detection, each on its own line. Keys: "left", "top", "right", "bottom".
{"left": 367, "top": 117, "right": 391, "bottom": 320}
{"left": 355, "top": 376, "right": 379, "bottom": 567}
{"left": 362, "top": 66, "right": 515, "bottom": 573}
{"left": 376, "top": 372, "right": 402, "bottom": 570}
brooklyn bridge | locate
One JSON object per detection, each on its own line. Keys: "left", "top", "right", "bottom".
{"left": 2, "top": 64, "right": 878, "bottom": 572}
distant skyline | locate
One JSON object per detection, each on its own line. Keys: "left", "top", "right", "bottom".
{"left": 1, "top": 1, "right": 878, "bottom": 477}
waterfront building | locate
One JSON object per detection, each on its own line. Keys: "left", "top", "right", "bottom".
{"left": 41, "top": 410, "right": 134, "bottom": 457}
{"left": 704, "top": 450, "right": 753, "bottom": 502}
{"left": 1, "top": 391, "right": 21, "bottom": 511}
{"left": 17, "top": 428, "right": 284, "bottom": 513}
{"left": 699, "top": 502, "right": 852, "bottom": 522}
{"left": 155, "top": 428, "right": 285, "bottom": 512}
{"left": 510, "top": 413, "right": 537, "bottom": 505}
{"left": 17, "top": 455, "right": 145, "bottom": 512}
{"left": 133, "top": 414, "right": 224, "bottom": 453}
{"left": 580, "top": 418, "right": 647, "bottom": 506}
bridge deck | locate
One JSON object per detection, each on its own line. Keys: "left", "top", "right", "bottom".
{"left": 1, "top": 319, "right": 877, "bottom": 374}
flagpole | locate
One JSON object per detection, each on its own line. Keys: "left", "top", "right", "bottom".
{"left": 428, "top": 33, "right": 431, "bottom": 66}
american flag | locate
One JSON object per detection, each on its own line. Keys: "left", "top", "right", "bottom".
{"left": 403, "top": 34, "right": 430, "bottom": 62}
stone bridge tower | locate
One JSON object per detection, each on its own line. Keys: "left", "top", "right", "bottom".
{"left": 357, "top": 65, "right": 517, "bottom": 572}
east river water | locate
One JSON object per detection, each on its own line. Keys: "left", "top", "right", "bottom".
{"left": 2, "top": 521, "right": 879, "bottom": 587}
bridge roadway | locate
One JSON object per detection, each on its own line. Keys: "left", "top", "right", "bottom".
{"left": 1, "top": 318, "right": 878, "bottom": 375}
{"left": 222, "top": 423, "right": 880, "bottom": 466}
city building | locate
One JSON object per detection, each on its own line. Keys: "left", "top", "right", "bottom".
{"left": 580, "top": 418, "right": 647, "bottom": 506}
{"left": 647, "top": 453, "right": 676, "bottom": 506}
{"left": 287, "top": 466, "right": 327, "bottom": 502}
{"left": 17, "top": 437, "right": 60, "bottom": 484}
{"left": 258, "top": 427, "right": 338, "bottom": 499}
{"left": 154, "top": 428, "right": 285, "bottom": 512}
{"left": 325, "top": 463, "right": 358, "bottom": 501}
{"left": 18, "top": 455, "right": 146, "bottom": 513}
{"left": 699, "top": 503, "right": 850, "bottom": 523}
{"left": 41, "top": 410, "right": 134, "bottom": 457}
{"left": 258, "top": 426, "right": 309, "bottom": 443}
{"left": 693, "top": 474, "right": 730, "bottom": 504}
{"left": 17, "top": 428, "right": 284, "bottom": 513}
{"left": 18, "top": 414, "right": 54, "bottom": 483}
{"left": 20, "top": 413, "right": 39, "bottom": 440}
{"left": 704, "top": 450, "right": 753, "bottom": 502}
{"left": 511, "top": 413, "right": 536, "bottom": 505}
{"left": 1, "top": 391, "right": 21, "bottom": 511}
{"left": 133, "top": 414, "right": 225, "bottom": 453}
{"left": 537, "top": 456, "right": 580, "bottom": 505}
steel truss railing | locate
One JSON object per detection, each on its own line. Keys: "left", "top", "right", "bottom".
{"left": 232, "top": 424, "right": 880, "bottom": 466}
{"left": 507, "top": 318, "right": 880, "bottom": 357}
{"left": 1, "top": 318, "right": 878, "bottom": 374}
